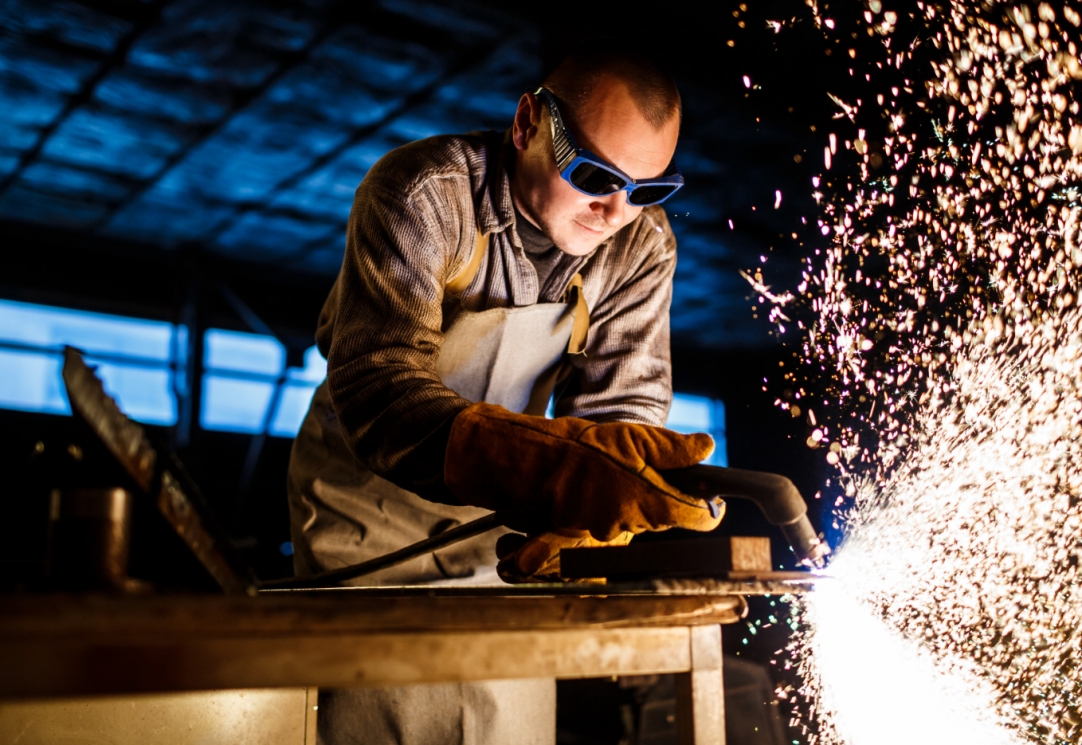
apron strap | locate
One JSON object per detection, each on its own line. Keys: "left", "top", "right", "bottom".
{"left": 445, "top": 229, "right": 488, "bottom": 296}
{"left": 445, "top": 228, "right": 591, "bottom": 355}
{"left": 526, "top": 277, "right": 590, "bottom": 414}
{"left": 561, "top": 273, "right": 591, "bottom": 355}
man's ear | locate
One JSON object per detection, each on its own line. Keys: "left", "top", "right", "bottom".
{"left": 512, "top": 92, "right": 541, "bottom": 151}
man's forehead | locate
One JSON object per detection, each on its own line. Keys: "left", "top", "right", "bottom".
{"left": 567, "top": 78, "right": 679, "bottom": 180}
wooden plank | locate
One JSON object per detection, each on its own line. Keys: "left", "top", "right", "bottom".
{"left": 304, "top": 687, "right": 318, "bottom": 744}
{"left": 0, "top": 689, "right": 309, "bottom": 744}
{"left": 0, "top": 593, "right": 745, "bottom": 636}
{"left": 0, "top": 627, "right": 692, "bottom": 698}
{"left": 675, "top": 625, "right": 725, "bottom": 745}
{"left": 560, "top": 537, "right": 773, "bottom": 581}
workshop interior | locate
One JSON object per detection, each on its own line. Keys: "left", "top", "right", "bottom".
{"left": 6, "top": 1, "right": 1074, "bottom": 744}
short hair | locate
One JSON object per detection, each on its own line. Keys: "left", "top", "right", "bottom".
{"left": 541, "top": 45, "right": 682, "bottom": 131}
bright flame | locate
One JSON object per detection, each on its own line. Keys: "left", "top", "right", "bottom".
{"left": 806, "top": 572, "right": 1024, "bottom": 745}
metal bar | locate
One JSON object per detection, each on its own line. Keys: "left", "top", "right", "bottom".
{"left": 0, "top": 1, "right": 168, "bottom": 201}
{"left": 260, "top": 514, "right": 505, "bottom": 589}
{"left": 260, "top": 578, "right": 811, "bottom": 598}
{"left": 1, "top": 626, "right": 694, "bottom": 698}
{"left": 174, "top": 256, "right": 202, "bottom": 448}
{"left": 61, "top": 348, "right": 256, "bottom": 593}
{"left": 213, "top": 281, "right": 278, "bottom": 340}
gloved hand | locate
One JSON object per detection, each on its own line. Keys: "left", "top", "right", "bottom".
{"left": 494, "top": 529, "right": 634, "bottom": 583}
{"left": 444, "top": 402, "right": 725, "bottom": 541}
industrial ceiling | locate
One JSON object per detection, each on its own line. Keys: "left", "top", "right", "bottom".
{"left": 0, "top": 0, "right": 838, "bottom": 350}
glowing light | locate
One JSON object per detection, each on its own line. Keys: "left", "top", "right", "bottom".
{"left": 753, "top": 2, "right": 1082, "bottom": 742}
{"left": 805, "top": 569, "right": 1024, "bottom": 745}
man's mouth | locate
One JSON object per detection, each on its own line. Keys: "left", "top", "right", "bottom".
{"left": 574, "top": 220, "right": 606, "bottom": 235}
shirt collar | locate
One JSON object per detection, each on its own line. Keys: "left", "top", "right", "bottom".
{"left": 474, "top": 129, "right": 517, "bottom": 237}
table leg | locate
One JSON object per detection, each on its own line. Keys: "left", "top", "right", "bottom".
{"left": 675, "top": 624, "right": 724, "bottom": 745}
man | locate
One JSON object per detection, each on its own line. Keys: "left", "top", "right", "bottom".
{"left": 288, "top": 48, "right": 724, "bottom": 745}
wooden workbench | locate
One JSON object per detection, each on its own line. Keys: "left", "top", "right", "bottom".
{"left": 0, "top": 580, "right": 810, "bottom": 744}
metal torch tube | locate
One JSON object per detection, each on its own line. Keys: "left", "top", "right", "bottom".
{"left": 661, "top": 465, "right": 830, "bottom": 568}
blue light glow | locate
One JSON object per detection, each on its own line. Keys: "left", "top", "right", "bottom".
{"left": 288, "top": 345, "right": 328, "bottom": 383}
{"left": 0, "top": 348, "right": 68, "bottom": 414}
{"left": 667, "top": 393, "right": 728, "bottom": 466}
{"left": 269, "top": 383, "right": 318, "bottom": 437}
{"left": 93, "top": 363, "right": 176, "bottom": 426}
{"left": 204, "top": 329, "right": 284, "bottom": 375}
{"left": 201, "top": 376, "right": 277, "bottom": 433}
{"left": 0, "top": 298, "right": 174, "bottom": 360}
{"left": 0, "top": 299, "right": 177, "bottom": 423}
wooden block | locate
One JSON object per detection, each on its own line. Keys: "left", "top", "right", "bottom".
{"left": 560, "top": 537, "right": 772, "bottom": 581}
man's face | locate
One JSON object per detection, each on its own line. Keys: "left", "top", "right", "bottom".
{"left": 510, "top": 78, "right": 680, "bottom": 257}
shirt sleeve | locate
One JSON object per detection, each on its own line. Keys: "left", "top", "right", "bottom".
{"left": 324, "top": 160, "right": 475, "bottom": 501}
{"left": 554, "top": 207, "right": 676, "bottom": 427}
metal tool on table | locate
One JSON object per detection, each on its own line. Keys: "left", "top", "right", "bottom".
{"left": 62, "top": 348, "right": 257, "bottom": 594}
{"left": 47, "top": 487, "right": 135, "bottom": 591}
{"left": 264, "top": 466, "right": 830, "bottom": 589}
{"left": 662, "top": 465, "right": 831, "bottom": 569}
{"left": 63, "top": 346, "right": 828, "bottom": 592}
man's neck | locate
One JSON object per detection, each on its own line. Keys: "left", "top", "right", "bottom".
{"left": 514, "top": 207, "right": 554, "bottom": 256}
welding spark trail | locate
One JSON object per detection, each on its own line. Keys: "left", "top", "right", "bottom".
{"left": 754, "top": 2, "right": 1082, "bottom": 743}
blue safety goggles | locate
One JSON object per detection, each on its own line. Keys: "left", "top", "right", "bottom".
{"left": 535, "top": 87, "right": 684, "bottom": 207}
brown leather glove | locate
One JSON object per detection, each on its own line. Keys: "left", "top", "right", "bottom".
{"left": 494, "top": 529, "right": 634, "bottom": 583}
{"left": 444, "top": 403, "right": 725, "bottom": 541}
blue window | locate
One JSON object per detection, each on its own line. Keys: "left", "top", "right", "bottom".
{"left": 200, "top": 329, "right": 325, "bottom": 436}
{"left": 0, "top": 299, "right": 726, "bottom": 464}
{"left": 666, "top": 393, "right": 728, "bottom": 466}
{"left": 0, "top": 299, "right": 325, "bottom": 436}
{"left": 0, "top": 299, "right": 179, "bottom": 425}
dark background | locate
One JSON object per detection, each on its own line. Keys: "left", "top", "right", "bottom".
{"left": 0, "top": 0, "right": 878, "bottom": 741}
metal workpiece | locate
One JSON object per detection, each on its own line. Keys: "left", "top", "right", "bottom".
{"left": 662, "top": 465, "right": 831, "bottom": 569}
{"left": 47, "top": 488, "right": 133, "bottom": 591}
{"left": 60, "top": 348, "right": 158, "bottom": 493}
{"left": 61, "top": 348, "right": 256, "bottom": 594}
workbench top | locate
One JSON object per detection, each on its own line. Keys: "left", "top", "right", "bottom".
{"left": 0, "top": 583, "right": 809, "bottom": 699}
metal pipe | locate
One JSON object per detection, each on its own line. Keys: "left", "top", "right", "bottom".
{"left": 660, "top": 465, "right": 831, "bottom": 569}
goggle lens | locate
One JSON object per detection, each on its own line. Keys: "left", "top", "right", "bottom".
{"left": 628, "top": 184, "right": 680, "bottom": 206}
{"left": 570, "top": 162, "right": 627, "bottom": 195}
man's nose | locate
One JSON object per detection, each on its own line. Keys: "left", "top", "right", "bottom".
{"left": 590, "top": 193, "right": 630, "bottom": 226}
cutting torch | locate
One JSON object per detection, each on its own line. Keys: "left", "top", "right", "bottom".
{"left": 262, "top": 464, "right": 830, "bottom": 589}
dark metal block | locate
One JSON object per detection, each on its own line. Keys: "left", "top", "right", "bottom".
{"left": 559, "top": 536, "right": 773, "bottom": 582}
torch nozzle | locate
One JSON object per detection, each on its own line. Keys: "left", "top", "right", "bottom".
{"left": 662, "top": 464, "right": 830, "bottom": 569}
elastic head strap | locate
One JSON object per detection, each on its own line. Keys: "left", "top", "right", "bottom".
{"left": 445, "top": 228, "right": 488, "bottom": 295}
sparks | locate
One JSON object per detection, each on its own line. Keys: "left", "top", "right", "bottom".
{"left": 760, "top": 2, "right": 1082, "bottom": 743}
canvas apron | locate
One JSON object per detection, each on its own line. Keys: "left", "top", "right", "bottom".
{"left": 287, "top": 231, "right": 589, "bottom": 745}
